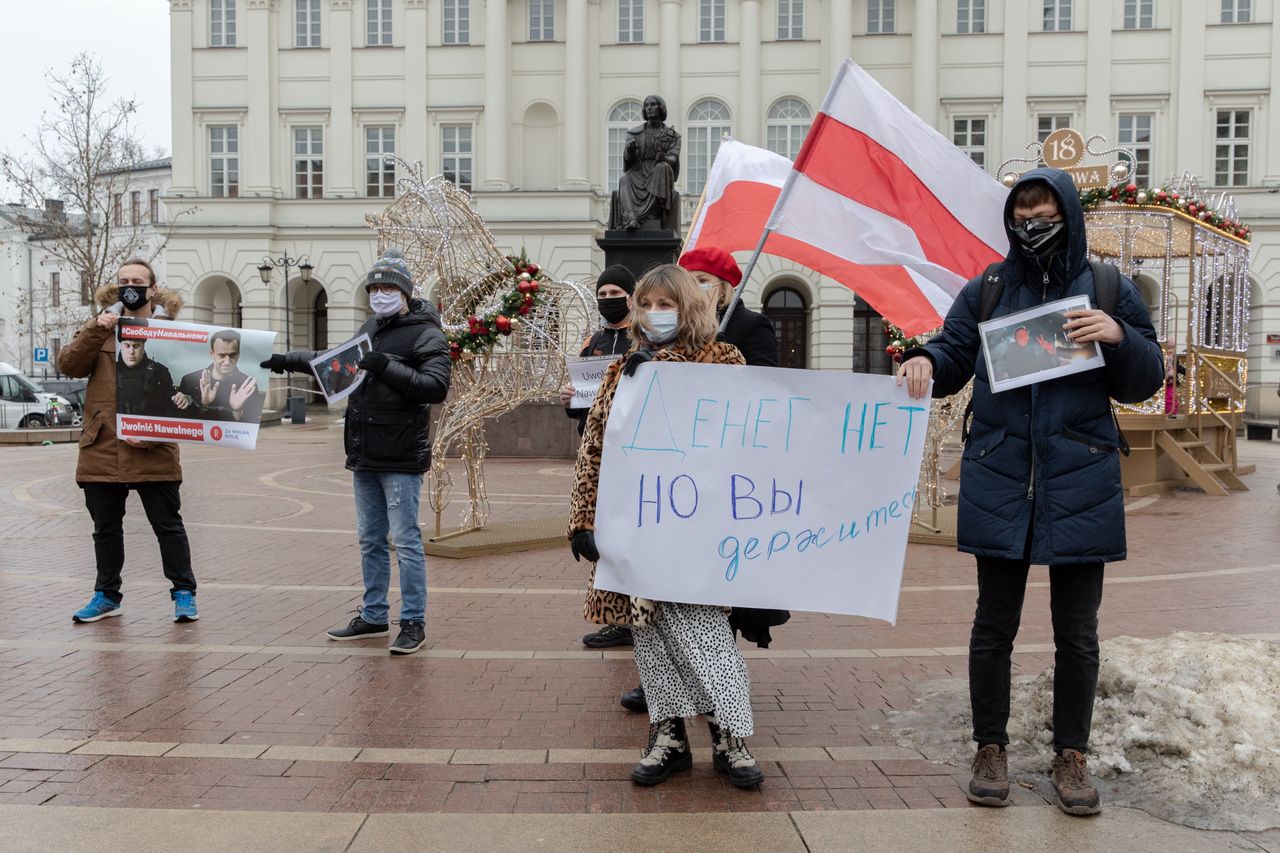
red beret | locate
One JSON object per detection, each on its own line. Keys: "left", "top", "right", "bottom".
{"left": 678, "top": 247, "right": 742, "bottom": 287}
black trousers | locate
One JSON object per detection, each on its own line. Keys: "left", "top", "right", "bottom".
{"left": 969, "top": 556, "right": 1105, "bottom": 753}
{"left": 81, "top": 482, "right": 196, "bottom": 602}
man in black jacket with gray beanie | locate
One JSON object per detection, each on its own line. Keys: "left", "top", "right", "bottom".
{"left": 262, "top": 248, "right": 452, "bottom": 654}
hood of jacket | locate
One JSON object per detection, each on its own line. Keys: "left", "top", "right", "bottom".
{"left": 94, "top": 282, "right": 184, "bottom": 320}
{"left": 1002, "top": 167, "right": 1089, "bottom": 286}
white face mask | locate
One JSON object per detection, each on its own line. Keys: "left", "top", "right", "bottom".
{"left": 642, "top": 310, "right": 678, "bottom": 343}
{"left": 370, "top": 290, "right": 404, "bottom": 317}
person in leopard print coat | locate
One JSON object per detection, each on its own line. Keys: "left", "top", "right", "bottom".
{"left": 567, "top": 264, "right": 764, "bottom": 790}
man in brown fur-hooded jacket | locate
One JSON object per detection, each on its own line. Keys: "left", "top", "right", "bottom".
{"left": 57, "top": 259, "right": 200, "bottom": 625}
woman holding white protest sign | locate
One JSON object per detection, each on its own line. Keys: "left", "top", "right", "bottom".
{"left": 567, "top": 264, "right": 765, "bottom": 789}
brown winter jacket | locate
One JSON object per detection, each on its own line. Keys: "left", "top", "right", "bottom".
{"left": 57, "top": 284, "right": 186, "bottom": 484}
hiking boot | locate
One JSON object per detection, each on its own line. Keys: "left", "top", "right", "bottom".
{"left": 630, "top": 717, "right": 692, "bottom": 786}
{"left": 390, "top": 620, "right": 427, "bottom": 655}
{"left": 173, "top": 590, "right": 199, "bottom": 623}
{"left": 1051, "top": 749, "right": 1101, "bottom": 815}
{"left": 326, "top": 614, "right": 390, "bottom": 641}
{"left": 708, "top": 715, "right": 764, "bottom": 788}
{"left": 72, "top": 592, "right": 121, "bottom": 623}
{"left": 582, "top": 624, "right": 633, "bottom": 648}
{"left": 620, "top": 685, "right": 647, "bottom": 713}
{"left": 966, "top": 744, "right": 1011, "bottom": 806}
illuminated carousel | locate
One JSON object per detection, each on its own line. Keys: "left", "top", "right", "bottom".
{"left": 906, "top": 130, "right": 1254, "bottom": 544}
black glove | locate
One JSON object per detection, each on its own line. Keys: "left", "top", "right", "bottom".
{"left": 622, "top": 349, "right": 653, "bottom": 377}
{"left": 260, "top": 354, "right": 288, "bottom": 374}
{"left": 358, "top": 351, "right": 390, "bottom": 374}
{"left": 570, "top": 530, "right": 599, "bottom": 563}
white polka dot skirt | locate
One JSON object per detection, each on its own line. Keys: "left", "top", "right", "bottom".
{"left": 632, "top": 602, "right": 754, "bottom": 737}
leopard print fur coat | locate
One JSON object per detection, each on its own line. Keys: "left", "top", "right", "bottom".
{"left": 569, "top": 340, "right": 746, "bottom": 628}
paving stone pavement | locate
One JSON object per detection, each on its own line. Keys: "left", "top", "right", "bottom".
{"left": 0, "top": 419, "right": 1277, "bottom": 850}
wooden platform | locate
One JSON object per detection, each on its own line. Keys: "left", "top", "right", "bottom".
{"left": 908, "top": 505, "right": 958, "bottom": 547}
{"left": 424, "top": 516, "right": 568, "bottom": 559}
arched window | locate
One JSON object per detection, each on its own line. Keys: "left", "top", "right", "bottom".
{"left": 685, "top": 99, "right": 731, "bottom": 196}
{"left": 766, "top": 98, "right": 812, "bottom": 160}
{"left": 852, "top": 299, "right": 894, "bottom": 375}
{"left": 607, "top": 100, "right": 642, "bottom": 190}
{"left": 763, "top": 286, "right": 808, "bottom": 369}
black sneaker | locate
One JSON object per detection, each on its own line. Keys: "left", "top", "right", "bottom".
{"left": 620, "top": 685, "right": 647, "bottom": 713}
{"left": 582, "top": 624, "right": 633, "bottom": 648}
{"left": 326, "top": 614, "right": 390, "bottom": 641}
{"left": 630, "top": 718, "right": 692, "bottom": 786}
{"left": 390, "top": 620, "right": 427, "bottom": 655}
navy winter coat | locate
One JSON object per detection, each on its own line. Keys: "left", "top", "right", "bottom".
{"left": 911, "top": 168, "right": 1163, "bottom": 565}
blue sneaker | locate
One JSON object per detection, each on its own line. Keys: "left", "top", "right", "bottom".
{"left": 173, "top": 590, "right": 199, "bottom": 623}
{"left": 72, "top": 592, "right": 121, "bottom": 623}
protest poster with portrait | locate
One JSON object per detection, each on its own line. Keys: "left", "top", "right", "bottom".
{"left": 979, "top": 295, "right": 1105, "bottom": 394}
{"left": 115, "top": 318, "right": 276, "bottom": 450}
{"left": 309, "top": 334, "right": 372, "bottom": 404}
{"left": 592, "top": 364, "right": 930, "bottom": 623}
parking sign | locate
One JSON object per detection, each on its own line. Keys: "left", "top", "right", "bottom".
{"left": 33, "top": 347, "right": 49, "bottom": 364}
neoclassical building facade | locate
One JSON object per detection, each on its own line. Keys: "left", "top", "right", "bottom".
{"left": 165, "top": 0, "right": 1280, "bottom": 414}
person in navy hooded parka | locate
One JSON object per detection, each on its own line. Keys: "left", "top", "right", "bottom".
{"left": 898, "top": 167, "right": 1163, "bottom": 816}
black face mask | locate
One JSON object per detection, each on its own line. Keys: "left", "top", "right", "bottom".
{"left": 597, "top": 296, "right": 630, "bottom": 325}
{"left": 1010, "top": 218, "right": 1066, "bottom": 262}
{"left": 120, "top": 285, "right": 150, "bottom": 310}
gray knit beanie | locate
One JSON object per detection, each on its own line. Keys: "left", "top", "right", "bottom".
{"left": 366, "top": 248, "right": 415, "bottom": 298}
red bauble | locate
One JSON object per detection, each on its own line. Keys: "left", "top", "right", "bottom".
{"left": 528, "top": 281, "right": 539, "bottom": 292}
{"left": 1126, "top": 183, "right": 1137, "bottom": 193}
{"left": 496, "top": 316, "right": 512, "bottom": 335}
{"left": 526, "top": 263, "right": 539, "bottom": 275}
{"left": 1187, "top": 203, "right": 1197, "bottom": 214}
{"left": 516, "top": 281, "right": 532, "bottom": 294}
{"left": 892, "top": 353, "right": 903, "bottom": 364}
{"left": 1156, "top": 190, "right": 1167, "bottom": 200}
{"left": 885, "top": 345, "right": 896, "bottom": 355}
{"left": 517, "top": 305, "right": 530, "bottom": 315}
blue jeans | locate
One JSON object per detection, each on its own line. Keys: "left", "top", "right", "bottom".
{"left": 353, "top": 471, "right": 427, "bottom": 624}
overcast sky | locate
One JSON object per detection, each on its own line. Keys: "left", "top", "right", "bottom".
{"left": 1, "top": 0, "right": 172, "bottom": 183}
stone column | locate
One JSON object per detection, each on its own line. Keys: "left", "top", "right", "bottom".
{"left": 1085, "top": 0, "right": 1112, "bottom": 141}
{"left": 1269, "top": 11, "right": 1280, "bottom": 182}
{"left": 483, "top": 0, "right": 512, "bottom": 189}
{"left": 244, "top": 0, "right": 276, "bottom": 196}
{"left": 169, "top": 0, "right": 197, "bottom": 195}
{"left": 405, "top": 0, "right": 428, "bottom": 167}
{"left": 739, "top": 0, "right": 762, "bottom": 145}
{"left": 1172, "top": 0, "right": 1207, "bottom": 173}
{"left": 658, "top": 0, "right": 682, "bottom": 131}
{"left": 911, "top": 0, "right": 939, "bottom": 128}
{"left": 328, "top": 0, "right": 356, "bottom": 197}
{"left": 827, "top": 0, "right": 852, "bottom": 86}
{"left": 1001, "top": 0, "right": 1029, "bottom": 164}
{"left": 563, "top": 0, "right": 590, "bottom": 187}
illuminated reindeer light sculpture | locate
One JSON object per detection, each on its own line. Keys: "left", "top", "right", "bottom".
{"left": 367, "top": 165, "right": 597, "bottom": 537}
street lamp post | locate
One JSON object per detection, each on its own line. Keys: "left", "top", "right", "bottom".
{"left": 258, "top": 254, "right": 314, "bottom": 424}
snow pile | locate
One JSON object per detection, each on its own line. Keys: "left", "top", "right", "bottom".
{"left": 891, "top": 633, "right": 1280, "bottom": 830}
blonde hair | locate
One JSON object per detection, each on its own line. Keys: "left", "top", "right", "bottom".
{"left": 628, "top": 265, "right": 718, "bottom": 353}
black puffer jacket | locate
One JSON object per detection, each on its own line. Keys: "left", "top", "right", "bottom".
{"left": 283, "top": 300, "right": 451, "bottom": 473}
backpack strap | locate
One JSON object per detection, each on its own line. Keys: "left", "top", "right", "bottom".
{"left": 1087, "top": 260, "right": 1120, "bottom": 316}
{"left": 977, "top": 263, "right": 1005, "bottom": 323}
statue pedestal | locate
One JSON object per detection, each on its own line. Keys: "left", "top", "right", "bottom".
{"left": 595, "top": 229, "right": 682, "bottom": 280}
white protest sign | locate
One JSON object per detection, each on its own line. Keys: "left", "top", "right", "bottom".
{"left": 593, "top": 363, "right": 930, "bottom": 624}
{"left": 566, "top": 355, "right": 617, "bottom": 408}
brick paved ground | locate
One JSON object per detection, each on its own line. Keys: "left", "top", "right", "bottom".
{"left": 0, "top": 418, "right": 1277, "bottom": 824}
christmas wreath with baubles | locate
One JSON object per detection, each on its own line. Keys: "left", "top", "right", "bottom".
{"left": 446, "top": 251, "right": 546, "bottom": 361}
{"left": 882, "top": 320, "right": 931, "bottom": 362}
{"left": 1079, "top": 183, "right": 1251, "bottom": 242}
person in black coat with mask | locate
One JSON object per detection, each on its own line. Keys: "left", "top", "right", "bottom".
{"left": 560, "top": 265, "right": 636, "bottom": 437}
{"left": 262, "top": 249, "right": 452, "bottom": 656}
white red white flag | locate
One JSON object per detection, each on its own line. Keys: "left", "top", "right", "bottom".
{"left": 685, "top": 60, "right": 1009, "bottom": 337}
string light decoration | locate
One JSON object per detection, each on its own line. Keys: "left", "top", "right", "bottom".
{"left": 366, "top": 161, "right": 598, "bottom": 537}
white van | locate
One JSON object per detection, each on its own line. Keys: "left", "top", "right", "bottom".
{"left": 0, "top": 362, "right": 76, "bottom": 429}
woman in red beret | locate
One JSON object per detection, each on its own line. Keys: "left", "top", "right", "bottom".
{"left": 678, "top": 247, "right": 778, "bottom": 368}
